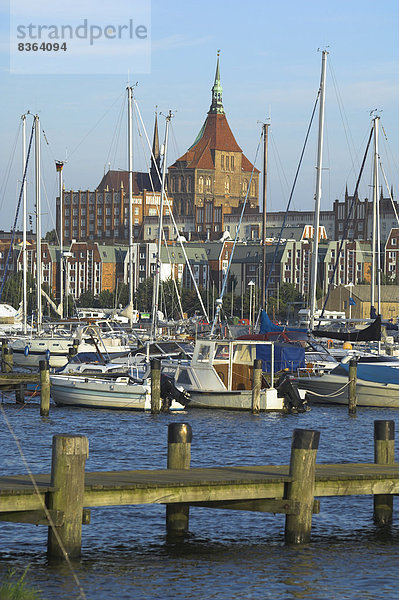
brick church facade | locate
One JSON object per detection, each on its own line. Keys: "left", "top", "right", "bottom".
{"left": 168, "top": 54, "right": 259, "bottom": 240}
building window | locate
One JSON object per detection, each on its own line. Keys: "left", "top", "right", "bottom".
{"left": 206, "top": 177, "right": 211, "bottom": 192}
{"left": 225, "top": 176, "right": 230, "bottom": 194}
{"left": 221, "top": 155, "right": 224, "bottom": 170}
{"left": 198, "top": 176, "right": 204, "bottom": 193}
{"left": 242, "top": 179, "right": 248, "bottom": 195}
{"left": 226, "top": 156, "right": 229, "bottom": 170}
{"left": 231, "top": 156, "right": 234, "bottom": 171}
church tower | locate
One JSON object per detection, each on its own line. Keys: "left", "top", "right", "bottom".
{"left": 150, "top": 109, "right": 161, "bottom": 191}
{"left": 168, "top": 53, "right": 259, "bottom": 240}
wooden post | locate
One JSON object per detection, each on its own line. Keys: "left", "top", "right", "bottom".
{"left": 39, "top": 360, "right": 50, "bottom": 417}
{"left": 252, "top": 358, "right": 262, "bottom": 414}
{"left": 166, "top": 423, "right": 192, "bottom": 538}
{"left": 15, "top": 383, "right": 25, "bottom": 404}
{"left": 374, "top": 420, "right": 395, "bottom": 525}
{"left": 1, "top": 339, "right": 7, "bottom": 373}
{"left": 151, "top": 358, "right": 161, "bottom": 414}
{"left": 3, "top": 347, "right": 13, "bottom": 373}
{"left": 47, "top": 435, "right": 89, "bottom": 559}
{"left": 285, "top": 429, "right": 320, "bottom": 544}
{"left": 348, "top": 359, "right": 357, "bottom": 415}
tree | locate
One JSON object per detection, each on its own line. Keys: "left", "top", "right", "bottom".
{"left": 44, "top": 229, "right": 57, "bottom": 244}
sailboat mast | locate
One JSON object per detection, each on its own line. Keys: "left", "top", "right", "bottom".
{"left": 371, "top": 115, "right": 380, "bottom": 315}
{"left": 309, "top": 50, "right": 327, "bottom": 331}
{"left": 150, "top": 110, "right": 172, "bottom": 340}
{"left": 127, "top": 86, "right": 134, "bottom": 327}
{"left": 56, "top": 161, "right": 64, "bottom": 319}
{"left": 34, "top": 115, "right": 42, "bottom": 331}
{"left": 22, "top": 114, "right": 27, "bottom": 335}
{"left": 261, "top": 121, "right": 269, "bottom": 310}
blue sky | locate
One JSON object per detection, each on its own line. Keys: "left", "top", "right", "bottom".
{"left": 1, "top": 0, "right": 399, "bottom": 234}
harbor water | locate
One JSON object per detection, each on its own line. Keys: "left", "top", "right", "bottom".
{"left": 0, "top": 395, "right": 399, "bottom": 599}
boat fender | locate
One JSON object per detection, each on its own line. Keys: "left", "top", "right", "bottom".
{"left": 24, "top": 345, "right": 29, "bottom": 356}
{"left": 45, "top": 349, "right": 51, "bottom": 361}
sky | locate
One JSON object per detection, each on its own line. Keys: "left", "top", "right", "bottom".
{"left": 1, "top": 0, "right": 399, "bottom": 235}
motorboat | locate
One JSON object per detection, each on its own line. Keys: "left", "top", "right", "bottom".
{"left": 162, "top": 338, "right": 307, "bottom": 411}
{"left": 298, "top": 361, "right": 399, "bottom": 407}
{"left": 50, "top": 370, "right": 187, "bottom": 411}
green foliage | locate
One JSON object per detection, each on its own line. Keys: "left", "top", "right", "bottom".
{"left": 0, "top": 567, "right": 43, "bottom": 599}
{"left": 267, "top": 283, "right": 305, "bottom": 320}
{"left": 1, "top": 272, "right": 35, "bottom": 312}
{"left": 44, "top": 229, "right": 57, "bottom": 244}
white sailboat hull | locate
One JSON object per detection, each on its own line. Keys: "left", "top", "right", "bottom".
{"left": 298, "top": 373, "right": 399, "bottom": 408}
{"left": 50, "top": 375, "right": 184, "bottom": 411}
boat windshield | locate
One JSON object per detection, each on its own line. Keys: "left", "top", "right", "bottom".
{"left": 197, "top": 344, "right": 211, "bottom": 362}
{"left": 233, "top": 343, "right": 256, "bottom": 365}
{"left": 214, "top": 344, "right": 230, "bottom": 360}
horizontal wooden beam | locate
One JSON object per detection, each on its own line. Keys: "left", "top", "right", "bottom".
{"left": 189, "top": 498, "right": 320, "bottom": 514}
{"left": 0, "top": 508, "right": 90, "bottom": 525}
{"left": 0, "top": 510, "right": 64, "bottom": 526}
{"left": 83, "top": 482, "right": 287, "bottom": 507}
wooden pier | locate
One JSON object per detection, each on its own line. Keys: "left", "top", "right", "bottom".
{"left": 0, "top": 420, "right": 398, "bottom": 558}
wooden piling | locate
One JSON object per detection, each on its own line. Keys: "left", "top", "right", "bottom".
{"left": 348, "top": 359, "right": 357, "bottom": 415}
{"left": 47, "top": 434, "right": 89, "bottom": 559}
{"left": 15, "top": 383, "right": 25, "bottom": 404}
{"left": 374, "top": 420, "right": 395, "bottom": 525}
{"left": 252, "top": 358, "right": 262, "bottom": 414}
{"left": 151, "top": 358, "right": 161, "bottom": 414}
{"left": 1, "top": 339, "right": 7, "bottom": 373}
{"left": 39, "top": 360, "right": 50, "bottom": 417}
{"left": 2, "top": 347, "right": 13, "bottom": 374}
{"left": 285, "top": 428, "right": 320, "bottom": 544}
{"left": 166, "top": 423, "right": 192, "bottom": 538}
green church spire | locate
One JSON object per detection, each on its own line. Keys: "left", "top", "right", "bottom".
{"left": 209, "top": 50, "right": 224, "bottom": 114}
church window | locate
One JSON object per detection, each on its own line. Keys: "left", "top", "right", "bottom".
{"left": 243, "top": 179, "right": 248, "bottom": 194}
{"left": 226, "top": 156, "right": 229, "bottom": 170}
{"left": 198, "top": 176, "right": 204, "bottom": 193}
{"left": 221, "top": 155, "right": 224, "bottom": 170}
{"left": 251, "top": 180, "right": 256, "bottom": 196}
{"left": 197, "top": 207, "right": 204, "bottom": 223}
{"left": 214, "top": 207, "right": 222, "bottom": 222}
{"left": 187, "top": 176, "right": 192, "bottom": 192}
{"left": 231, "top": 156, "right": 235, "bottom": 171}
{"left": 179, "top": 176, "right": 184, "bottom": 192}
{"left": 205, "top": 203, "right": 213, "bottom": 222}
{"left": 206, "top": 177, "right": 211, "bottom": 192}
{"left": 172, "top": 177, "right": 176, "bottom": 192}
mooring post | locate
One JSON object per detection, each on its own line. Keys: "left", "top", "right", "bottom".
{"left": 374, "top": 420, "right": 395, "bottom": 525}
{"left": 285, "top": 428, "right": 320, "bottom": 544}
{"left": 15, "top": 383, "right": 25, "bottom": 404}
{"left": 348, "top": 359, "right": 357, "bottom": 415}
{"left": 151, "top": 358, "right": 161, "bottom": 414}
{"left": 252, "top": 358, "right": 262, "bottom": 414}
{"left": 1, "top": 339, "right": 7, "bottom": 373}
{"left": 39, "top": 360, "right": 50, "bottom": 417}
{"left": 166, "top": 423, "right": 192, "bottom": 538}
{"left": 3, "top": 347, "right": 13, "bottom": 374}
{"left": 47, "top": 434, "right": 89, "bottom": 560}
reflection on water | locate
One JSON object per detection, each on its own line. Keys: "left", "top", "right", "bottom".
{"left": 0, "top": 398, "right": 398, "bottom": 598}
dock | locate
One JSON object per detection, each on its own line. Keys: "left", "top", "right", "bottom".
{"left": 0, "top": 419, "right": 397, "bottom": 558}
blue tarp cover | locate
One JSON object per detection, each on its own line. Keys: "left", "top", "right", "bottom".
{"left": 338, "top": 362, "right": 399, "bottom": 385}
{"left": 256, "top": 343, "right": 305, "bottom": 373}
{"left": 259, "top": 310, "right": 307, "bottom": 334}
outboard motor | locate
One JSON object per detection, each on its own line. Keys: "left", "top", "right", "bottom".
{"left": 276, "top": 371, "right": 309, "bottom": 414}
{"left": 160, "top": 374, "right": 191, "bottom": 409}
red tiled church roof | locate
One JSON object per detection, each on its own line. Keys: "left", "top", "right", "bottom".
{"left": 170, "top": 113, "right": 258, "bottom": 173}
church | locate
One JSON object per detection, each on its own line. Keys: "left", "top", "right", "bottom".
{"left": 168, "top": 53, "right": 259, "bottom": 240}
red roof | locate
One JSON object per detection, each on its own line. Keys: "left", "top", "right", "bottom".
{"left": 170, "top": 113, "right": 258, "bottom": 173}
